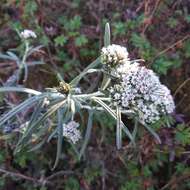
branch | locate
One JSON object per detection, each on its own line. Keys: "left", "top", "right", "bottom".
{"left": 0, "top": 168, "right": 52, "bottom": 186}
{"left": 160, "top": 172, "right": 190, "bottom": 190}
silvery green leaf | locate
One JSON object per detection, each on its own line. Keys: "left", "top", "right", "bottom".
{"left": 27, "top": 45, "right": 44, "bottom": 57}
{"left": 0, "top": 87, "right": 41, "bottom": 95}
{"left": 4, "top": 71, "right": 18, "bottom": 86}
{"left": 29, "top": 99, "right": 66, "bottom": 130}
{"left": 104, "top": 23, "right": 111, "bottom": 47}
{"left": 79, "top": 111, "right": 93, "bottom": 159}
{"left": 15, "top": 99, "right": 67, "bottom": 154}
{"left": 47, "top": 107, "right": 67, "bottom": 143}
{"left": 28, "top": 138, "right": 46, "bottom": 152}
{"left": 27, "top": 61, "right": 45, "bottom": 66}
{"left": 0, "top": 94, "right": 46, "bottom": 126}
{"left": 47, "top": 128, "right": 58, "bottom": 143}
{"left": 101, "top": 23, "right": 111, "bottom": 90}
{"left": 45, "top": 88, "right": 58, "bottom": 93}
{"left": 132, "top": 119, "right": 138, "bottom": 140}
{"left": 0, "top": 53, "right": 17, "bottom": 61}
{"left": 53, "top": 108, "right": 64, "bottom": 169}
{"left": 28, "top": 100, "right": 45, "bottom": 125}
{"left": 23, "top": 62, "right": 28, "bottom": 82}
{"left": 70, "top": 98, "right": 76, "bottom": 120}
{"left": 100, "top": 74, "right": 111, "bottom": 90}
{"left": 56, "top": 72, "right": 65, "bottom": 82}
{"left": 53, "top": 107, "right": 72, "bottom": 169}
{"left": 73, "top": 91, "right": 104, "bottom": 99}
{"left": 92, "top": 97, "right": 134, "bottom": 145}
{"left": 121, "top": 109, "right": 134, "bottom": 115}
{"left": 71, "top": 143, "right": 80, "bottom": 157}
{"left": 7, "top": 51, "right": 20, "bottom": 61}
{"left": 86, "top": 69, "right": 101, "bottom": 73}
{"left": 70, "top": 57, "right": 101, "bottom": 86}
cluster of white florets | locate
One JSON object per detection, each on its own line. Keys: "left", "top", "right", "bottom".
{"left": 110, "top": 60, "right": 140, "bottom": 78}
{"left": 102, "top": 44, "right": 175, "bottom": 125}
{"left": 101, "top": 44, "right": 129, "bottom": 67}
{"left": 63, "top": 121, "right": 81, "bottom": 144}
{"left": 20, "top": 29, "right": 37, "bottom": 39}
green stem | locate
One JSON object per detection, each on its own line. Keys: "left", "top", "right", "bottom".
{"left": 18, "top": 40, "right": 29, "bottom": 83}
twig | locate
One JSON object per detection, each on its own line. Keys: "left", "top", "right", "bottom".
{"left": 156, "top": 35, "right": 190, "bottom": 58}
{"left": 148, "top": 34, "right": 190, "bottom": 66}
{"left": 175, "top": 94, "right": 187, "bottom": 108}
{"left": 0, "top": 168, "right": 52, "bottom": 186}
{"left": 174, "top": 78, "right": 190, "bottom": 97}
{"left": 100, "top": 161, "right": 106, "bottom": 190}
{"left": 136, "top": 1, "right": 144, "bottom": 12}
{"left": 46, "top": 170, "right": 76, "bottom": 181}
{"left": 142, "top": 0, "right": 162, "bottom": 34}
{"left": 160, "top": 172, "right": 190, "bottom": 190}
{"left": 184, "top": 104, "right": 190, "bottom": 113}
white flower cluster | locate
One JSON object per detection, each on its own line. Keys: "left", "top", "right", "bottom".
{"left": 110, "top": 65, "right": 175, "bottom": 124}
{"left": 101, "top": 44, "right": 129, "bottom": 66}
{"left": 63, "top": 121, "right": 81, "bottom": 144}
{"left": 103, "top": 44, "right": 175, "bottom": 125}
{"left": 20, "top": 29, "right": 37, "bottom": 39}
{"left": 74, "top": 87, "right": 82, "bottom": 94}
{"left": 110, "top": 60, "right": 139, "bottom": 78}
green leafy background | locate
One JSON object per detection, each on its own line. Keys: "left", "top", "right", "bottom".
{"left": 0, "top": 0, "right": 190, "bottom": 189}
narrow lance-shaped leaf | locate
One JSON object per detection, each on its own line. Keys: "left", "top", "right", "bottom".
{"left": 79, "top": 110, "right": 93, "bottom": 159}
{"left": 7, "top": 51, "right": 20, "bottom": 61}
{"left": 47, "top": 107, "right": 67, "bottom": 143}
{"left": 29, "top": 100, "right": 45, "bottom": 124}
{"left": 0, "top": 94, "right": 45, "bottom": 127}
{"left": 0, "top": 87, "right": 41, "bottom": 95}
{"left": 15, "top": 99, "right": 67, "bottom": 153}
{"left": 28, "top": 138, "right": 47, "bottom": 152}
{"left": 0, "top": 53, "right": 18, "bottom": 61}
{"left": 52, "top": 108, "right": 72, "bottom": 169}
{"left": 104, "top": 23, "right": 111, "bottom": 47}
{"left": 132, "top": 119, "right": 138, "bottom": 140}
{"left": 27, "top": 61, "right": 45, "bottom": 66}
{"left": 47, "top": 128, "right": 57, "bottom": 143}
{"left": 92, "top": 97, "right": 135, "bottom": 145}
{"left": 23, "top": 62, "right": 29, "bottom": 82}
{"left": 100, "top": 76, "right": 111, "bottom": 91}
{"left": 27, "top": 45, "right": 44, "bottom": 57}
{"left": 15, "top": 99, "right": 46, "bottom": 152}
{"left": 53, "top": 108, "right": 64, "bottom": 170}
{"left": 129, "top": 119, "right": 138, "bottom": 147}
{"left": 116, "top": 106, "right": 122, "bottom": 149}
{"left": 101, "top": 22, "right": 111, "bottom": 90}
{"left": 70, "top": 57, "right": 101, "bottom": 87}
{"left": 70, "top": 98, "right": 76, "bottom": 120}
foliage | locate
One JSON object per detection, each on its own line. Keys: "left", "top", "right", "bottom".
{"left": 0, "top": 0, "right": 190, "bottom": 190}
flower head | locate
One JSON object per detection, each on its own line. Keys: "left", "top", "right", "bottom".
{"left": 63, "top": 121, "right": 81, "bottom": 144}
{"left": 74, "top": 87, "right": 82, "bottom": 94}
{"left": 110, "top": 65, "right": 175, "bottom": 124}
{"left": 110, "top": 60, "right": 139, "bottom": 78}
{"left": 101, "top": 44, "right": 129, "bottom": 67}
{"left": 20, "top": 29, "right": 37, "bottom": 39}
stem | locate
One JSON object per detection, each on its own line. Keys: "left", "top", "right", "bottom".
{"left": 0, "top": 168, "right": 52, "bottom": 186}
{"left": 70, "top": 57, "right": 101, "bottom": 87}
{"left": 18, "top": 40, "right": 29, "bottom": 83}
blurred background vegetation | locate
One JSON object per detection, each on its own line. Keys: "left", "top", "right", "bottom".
{"left": 0, "top": 0, "right": 190, "bottom": 189}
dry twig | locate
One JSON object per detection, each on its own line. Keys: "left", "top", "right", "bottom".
{"left": 0, "top": 168, "right": 52, "bottom": 186}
